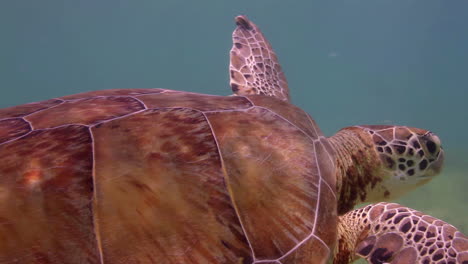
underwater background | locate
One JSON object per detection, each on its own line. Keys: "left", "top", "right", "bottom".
{"left": 0, "top": 0, "right": 466, "bottom": 259}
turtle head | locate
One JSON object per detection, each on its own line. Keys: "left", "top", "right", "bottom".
{"left": 357, "top": 125, "right": 444, "bottom": 197}
{"left": 363, "top": 125, "right": 445, "bottom": 181}
{"left": 330, "top": 125, "right": 444, "bottom": 214}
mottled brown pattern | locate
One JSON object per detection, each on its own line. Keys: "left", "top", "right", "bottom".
{"left": 373, "top": 127, "right": 394, "bottom": 142}
{"left": 394, "top": 126, "right": 413, "bottom": 140}
{"left": 0, "top": 98, "right": 63, "bottom": 119}
{"left": 314, "top": 181, "right": 338, "bottom": 249}
{"left": 92, "top": 108, "right": 251, "bottom": 264}
{"left": 137, "top": 91, "right": 253, "bottom": 111}
{"left": 59, "top": 88, "right": 164, "bottom": 100}
{"left": 26, "top": 96, "right": 145, "bottom": 129}
{"left": 314, "top": 139, "right": 337, "bottom": 191}
{"left": 328, "top": 128, "right": 383, "bottom": 215}
{"left": 206, "top": 106, "right": 335, "bottom": 262}
{"left": 0, "top": 125, "right": 98, "bottom": 263}
{"left": 246, "top": 95, "right": 322, "bottom": 140}
{"left": 280, "top": 237, "right": 330, "bottom": 264}
{"left": 358, "top": 125, "right": 395, "bottom": 131}
{"left": 336, "top": 203, "right": 468, "bottom": 264}
{"left": 0, "top": 118, "right": 31, "bottom": 144}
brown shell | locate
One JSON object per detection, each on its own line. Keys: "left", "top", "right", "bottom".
{"left": 0, "top": 89, "right": 337, "bottom": 264}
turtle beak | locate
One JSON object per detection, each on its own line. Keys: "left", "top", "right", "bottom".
{"left": 426, "top": 147, "right": 444, "bottom": 176}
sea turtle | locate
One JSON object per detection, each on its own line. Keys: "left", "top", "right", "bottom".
{"left": 0, "top": 15, "right": 466, "bottom": 264}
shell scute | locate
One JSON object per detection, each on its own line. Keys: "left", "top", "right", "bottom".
{"left": 314, "top": 180, "right": 338, "bottom": 248}
{"left": 1, "top": 89, "right": 259, "bottom": 133}
{"left": 137, "top": 90, "right": 253, "bottom": 111}
{"left": 0, "top": 118, "right": 31, "bottom": 144}
{"left": 26, "top": 96, "right": 145, "bottom": 129}
{"left": 205, "top": 106, "right": 336, "bottom": 261}
{"left": 0, "top": 88, "right": 334, "bottom": 263}
{"left": 279, "top": 235, "right": 330, "bottom": 264}
{"left": 0, "top": 125, "right": 97, "bottom": 263}
{"left": 0, "top": 99, "right": 63, "bottom": 120}
{"left": 59, "top": 88, "right": 165, "bottom": 100}
{"left": 246, "top": 95, "right": 322, "bottom": 140}
{"left": 91, "top": 107, "right": 252, "bottom": 263}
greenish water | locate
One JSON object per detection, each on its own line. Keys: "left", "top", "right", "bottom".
{"left": 1, "top": 0, "right": 467, "bottom": 253}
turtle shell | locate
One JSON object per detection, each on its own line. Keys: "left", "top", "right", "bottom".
{"left": 0, "top": 89, "right": 337, "bottom": 264}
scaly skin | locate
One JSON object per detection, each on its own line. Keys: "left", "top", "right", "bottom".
{"left": 328, "top": 127, "right": 383, "bottom": 215}
{"left": 229, "top": 15, "right": 466, "bottom": 264}
{"left": 230, "top": 16, "right": 290, "bottom": 101}
{"left": 328, "top": 126, "right": 468, "bottom": 263}
{"left": 335, "top": 203, "right": 468, "bottom": 264}
{"left": 329, "top": 125, "right": 444, "bottom": 215}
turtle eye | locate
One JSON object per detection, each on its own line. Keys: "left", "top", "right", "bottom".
{"left": 420, "top": 132, "right": 441, "bottom": 157}
{"left": 425, "top": 140, "right": 436, "bottom": 154}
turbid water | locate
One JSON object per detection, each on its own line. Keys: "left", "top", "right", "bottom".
{"left": 1, "top": 0, "right": 467, "bottom": 261}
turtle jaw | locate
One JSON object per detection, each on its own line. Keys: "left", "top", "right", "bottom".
{"left": 426, "top": 148, "right": 444, "bottom": 175}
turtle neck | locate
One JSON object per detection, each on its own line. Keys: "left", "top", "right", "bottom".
{"left": 328, "top": 127, "right": 384, "bottom": 215}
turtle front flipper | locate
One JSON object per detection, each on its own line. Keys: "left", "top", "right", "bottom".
{"left": 229, "top": 15, "right": 290, "bottom": 101}
{"left": 335, "top": 202, "right": 468, "bottom": 264}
